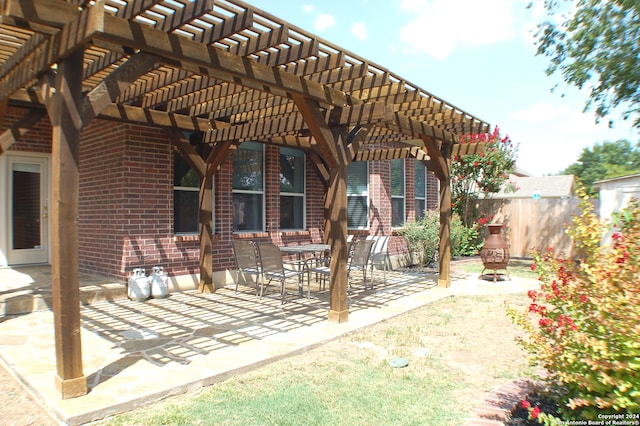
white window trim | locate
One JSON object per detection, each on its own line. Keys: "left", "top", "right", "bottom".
{"left": 232, "top": 143, "right": 266, "bottom": 233}
{"left": 391, "top": 159, "right": 406, "bottom": 228}
{"left": 280, "top": 148, "right": 306, "bottom": 231}
{"left": 173, "top": 178, "right": 215, "bottom": 236}
{"left": 347, "top": 161, "right": 369, "bottom": 230}
{"left": 415, "top": 161, "right": 427, "bottom": 220}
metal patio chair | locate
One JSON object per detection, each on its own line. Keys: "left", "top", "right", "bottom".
{"left": 366, "top": 235, "right": 390, "bottom": 287}
{"left": 347, "top": 239, "right": 375, "bottom": 290}
{"left": 231, "top": 240, "right": 261, "bottom": 294}
{"left": 307, "top": 238, "right": 358, "bottom": 291}
{"left": 256, "top": 242, "right": 309, "bottom": 303}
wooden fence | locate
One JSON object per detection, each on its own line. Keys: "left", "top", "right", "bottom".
{"left": 477, "top": 198, "right": 582, "bottom": 258}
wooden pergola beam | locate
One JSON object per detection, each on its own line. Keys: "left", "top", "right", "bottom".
{"left": 203, "top": 101, "right": 392, "bottom": 144}
{"left": 291, "top": 95, "right": 341, "bottom": 168}
{"left": 81, "top": 51, "right": 161, "bottom": 124}
{"left": 0, "top": 108, "right": 46, "bottom": 154}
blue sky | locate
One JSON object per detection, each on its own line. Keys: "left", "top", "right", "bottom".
{"left": 246, "top": 0, "right": 638, "bottom": 176}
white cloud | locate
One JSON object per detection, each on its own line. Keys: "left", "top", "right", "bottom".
{"left": 301, "top": 4, "right": 315, "bottom": 14}
{"left": 350, "top": 22, "right": 368, "bottom": 40}
{"left": 510, "top": 103, "right": 571, "bottom": 122}
{"left": 314, "top": 13, "right": 336, "bottom": 31}
{"left": 398, "top": 0, "right": 516, "bottom": 60}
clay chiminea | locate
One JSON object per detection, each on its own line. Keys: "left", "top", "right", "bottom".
{"left": 479, "top": 223, "right": 510, "bottom": 282}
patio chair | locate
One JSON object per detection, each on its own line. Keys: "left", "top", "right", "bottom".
{"left": 366, "top": 235, "right": 390, "bottom": 287}
{"left": 256, "top": 242, "right": 309, "bottom": 303}
{"left": 308, "top": 238, "right": 357, "bottom": 291}
{"left": 347, "top": 239, "right": 375, "bottom": 289}
{"left": 231, "top": 240, "right": 261, "bottom": 294}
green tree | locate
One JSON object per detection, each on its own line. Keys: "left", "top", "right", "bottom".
{"left": 451, "top": 126, "right": 518, "bottom": 227}
{"left": 561, "top": 139, "right": 640, "bottom": 196}
{"left": 532, "top": 0, "right": 640, "bottom": 128}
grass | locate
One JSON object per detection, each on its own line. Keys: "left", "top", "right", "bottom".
{"left": 100, "top": 292, "right": 535, "bottom": 426}
{"left": 453, "top": 257, "right": 539, "bottom": 280}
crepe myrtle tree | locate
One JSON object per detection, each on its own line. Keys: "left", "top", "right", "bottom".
{"left": 451, "top": 126, "right": 518, "bottom": 228}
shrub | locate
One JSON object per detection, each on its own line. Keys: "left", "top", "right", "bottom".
{"left": 450, "top": 214, "right": 483, "bottom": 257}
{"left": 507, "top": 191, "right": 640, "bottom": 420}
{"left": 399, "top": 210, "right": 439, "bottom": 266}
{"left": 399, "top": 211, "right": 482, "bottom": 265}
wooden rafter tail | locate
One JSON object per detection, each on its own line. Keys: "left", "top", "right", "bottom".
{"left": 0, "top": 0, "right": 105, "bottom": 100}
{"left": 98, "top": 104, "right": 213, "bottom": 132}
{"left": 123, "top": 67, "right": 194, "bottom": 106}
{"left": 452, "top": 142, "right": 485, "bottom": 157}
{"left": 173, "top": 82, "right": 249, "bottom": 114}
{"left": 270, "top": 135, "right": 313, "bottom": 149}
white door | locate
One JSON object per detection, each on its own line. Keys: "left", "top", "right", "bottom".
{"left": 8, "top": 155, "right": 49, "bottom": 265}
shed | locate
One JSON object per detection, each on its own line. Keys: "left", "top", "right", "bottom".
{"left": 594, "top": 174, "right": 640, "bottom": 245}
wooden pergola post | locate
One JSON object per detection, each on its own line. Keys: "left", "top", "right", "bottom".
{"left": 325, "top": 165, "right": 349, "bottom": 322}
{"left": 421, "top": 135, "right": 453, "bottom": 288}
{"left": 292, "top": 95, "right": 352, "bottom": 322}
{"left": 198, "top": 173, "right": 214, "bottom": 293}
{"left": 438, "top": 169, "right": 452, "bottom": 288}
{"left": 169, "top": 130, "right": 237, "bottom": 293}
{"left": 49, "top": 49, "right": 87, "bottom": 399}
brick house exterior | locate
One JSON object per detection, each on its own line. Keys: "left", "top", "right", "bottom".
{"left": 1, "top": 106, "right": 439, "bottom": 287}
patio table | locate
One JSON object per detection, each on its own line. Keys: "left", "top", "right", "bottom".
{"left": 279, "top": 243, "right": 331, "bottom": 295}
{"left": 278, "top": 243, "right": 331, "bottom": 259}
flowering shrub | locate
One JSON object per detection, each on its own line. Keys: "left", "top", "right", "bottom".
{"left": 451, "top": 126, "right": 518, "bottom": 227}
{"left": 507, "top": 191, "right": 640, "bottom": 420}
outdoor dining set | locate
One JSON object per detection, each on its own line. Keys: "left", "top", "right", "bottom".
{"left": 231, "top": 238, "right": 389, "bottom": 303}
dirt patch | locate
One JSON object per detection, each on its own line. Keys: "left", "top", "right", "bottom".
{"left": 0, "top": 363, "right": 57, "bottom": 425}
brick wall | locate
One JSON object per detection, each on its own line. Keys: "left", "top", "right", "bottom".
{"left": 3, "top": 106, "right": 441, "bottom": 282}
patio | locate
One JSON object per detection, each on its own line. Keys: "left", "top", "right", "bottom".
{"left": 0, "top": 266, "right": 445, "bottom": 424}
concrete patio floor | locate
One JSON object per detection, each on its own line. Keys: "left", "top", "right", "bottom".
{"left": 0, "top": 265, "right": 539, "bottom": 425}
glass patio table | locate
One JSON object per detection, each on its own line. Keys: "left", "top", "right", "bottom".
{"left": 278, "top": 243, "right": 331, "bottom": 259}
{"left": 278, "top": 243, "right": 331, "bottom": 296}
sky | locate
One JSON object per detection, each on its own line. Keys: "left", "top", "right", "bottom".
{"left": 245, "top": 0, "right": 638, "bottom": 176}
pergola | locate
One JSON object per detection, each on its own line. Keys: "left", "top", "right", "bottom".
{"left": 0, "top": 0, "right": 490, "bottom": 398}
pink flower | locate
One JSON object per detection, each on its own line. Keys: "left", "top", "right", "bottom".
{"left": 520, "top": 399, "right": 531, "bottom": 409}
